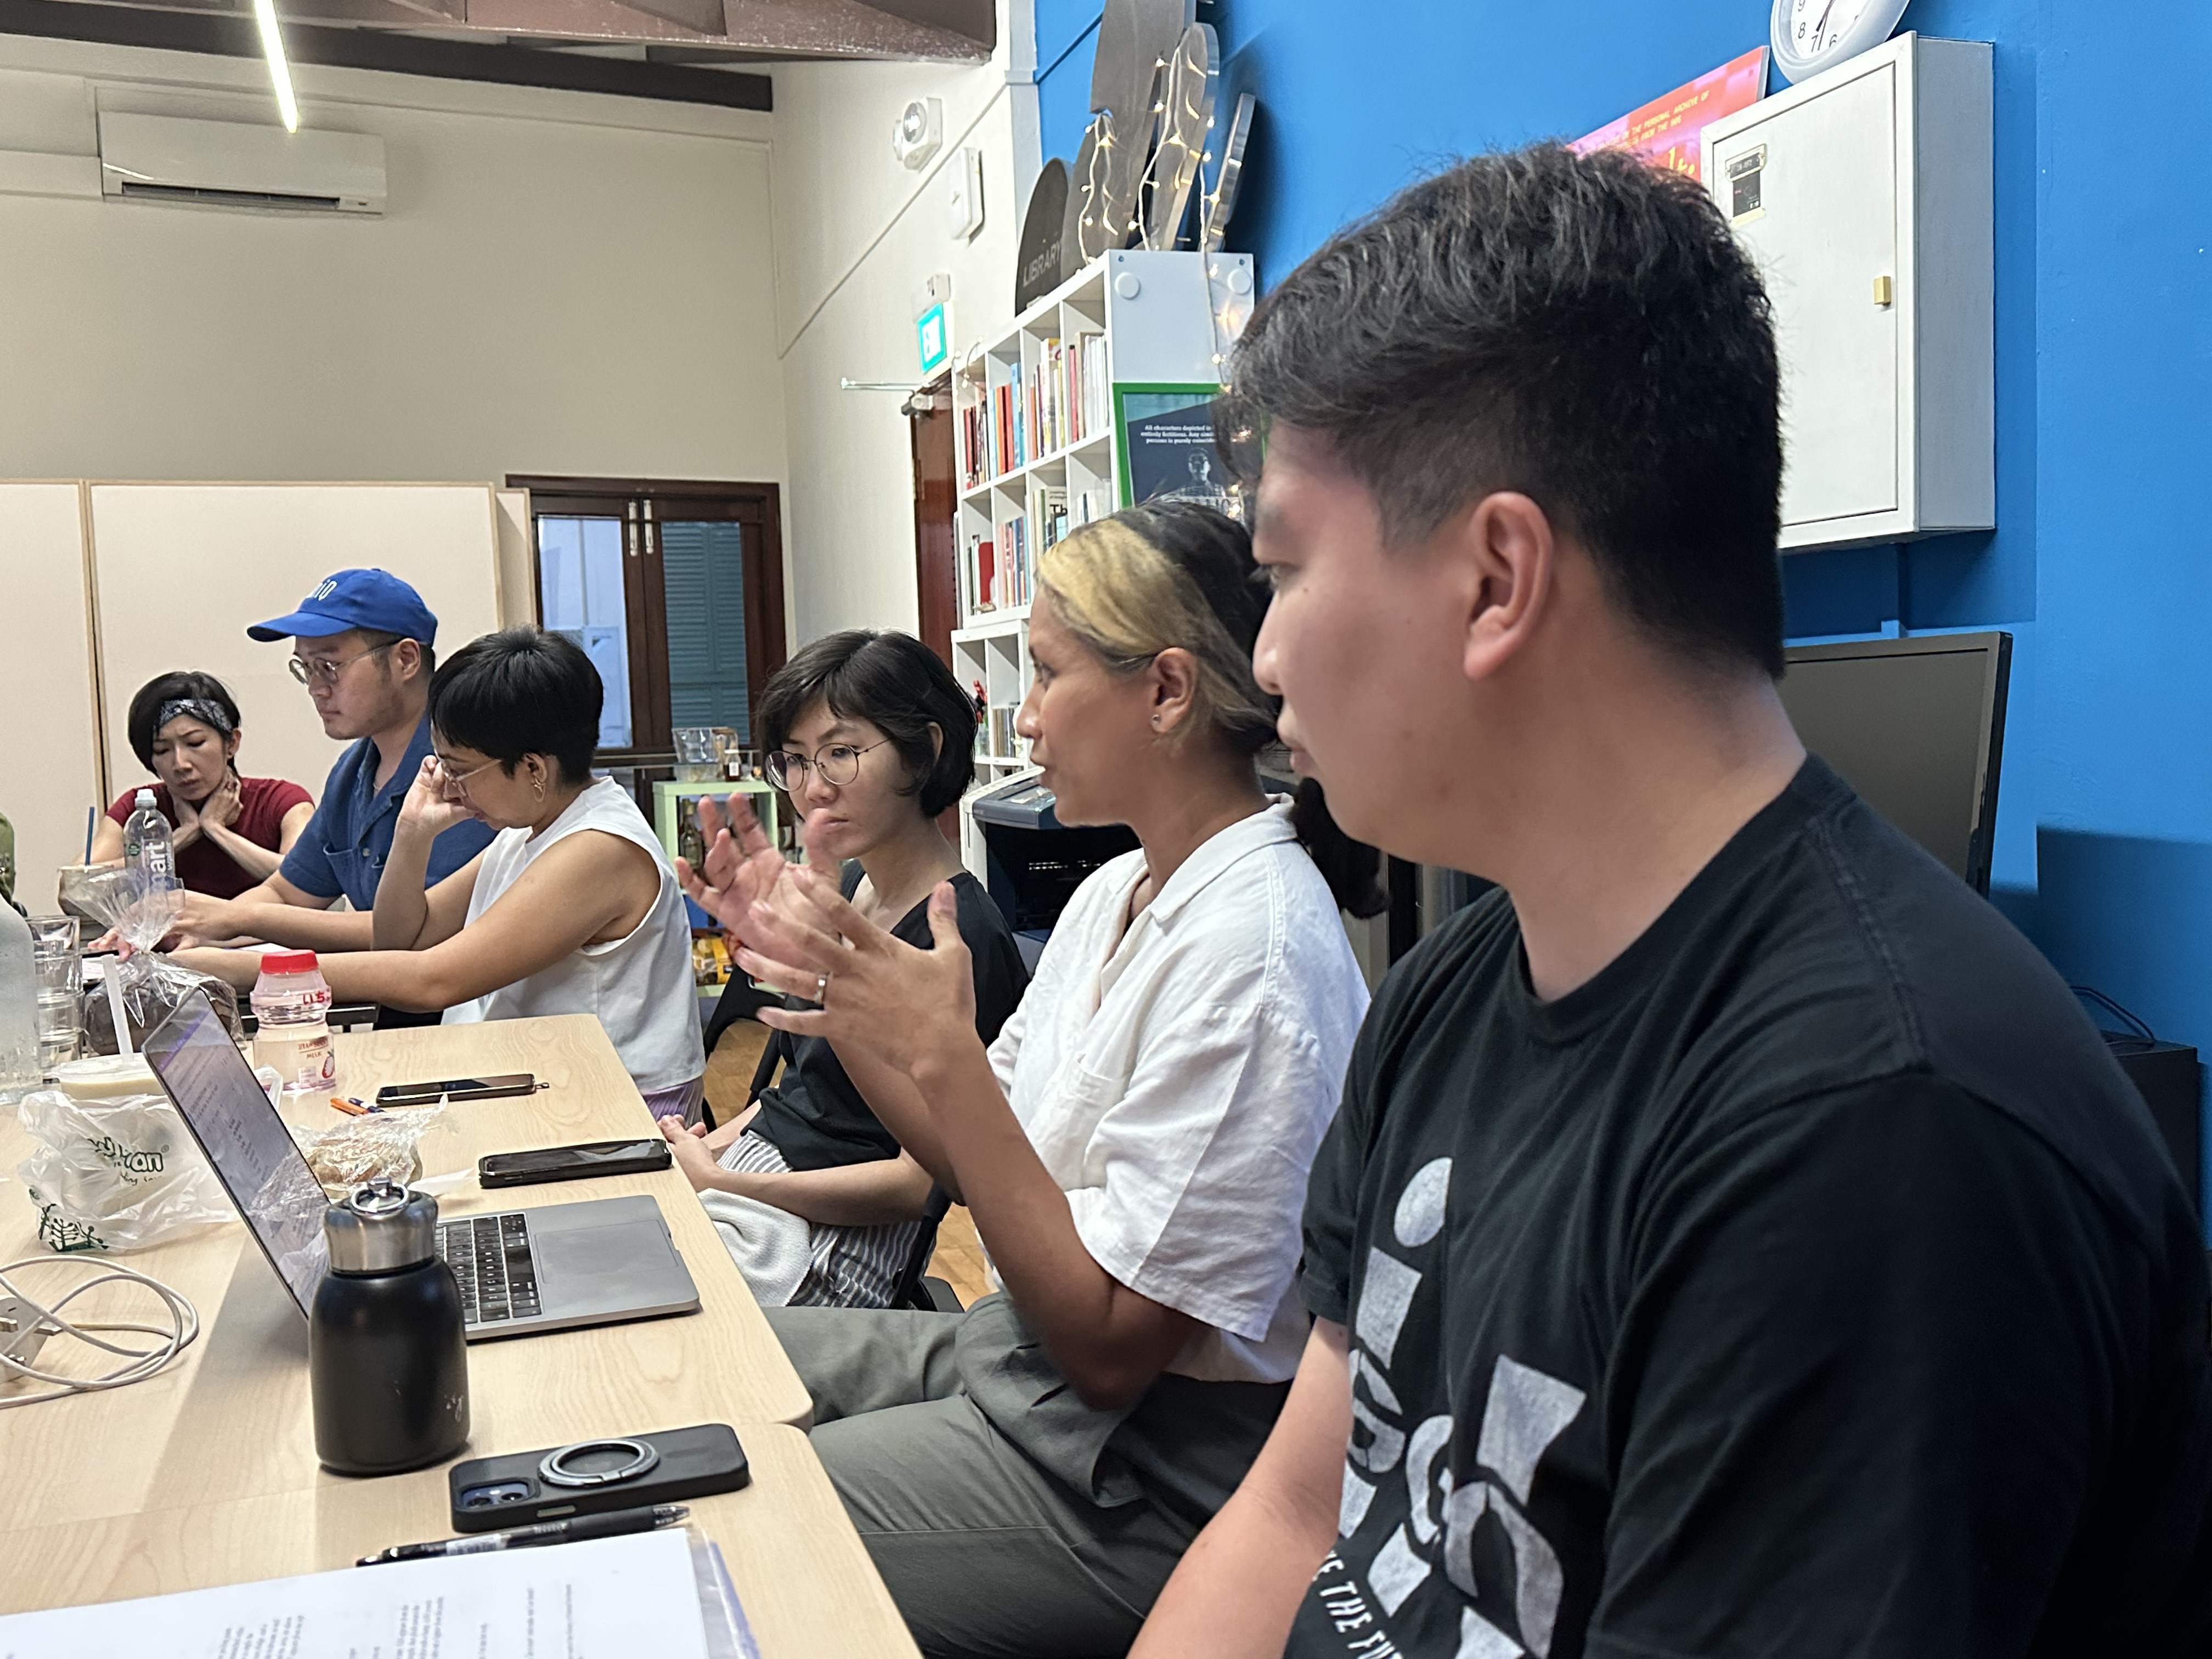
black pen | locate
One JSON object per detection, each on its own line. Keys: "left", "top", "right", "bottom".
{"left": 357, "top": 1503, "right": 689, "bottom": 1565}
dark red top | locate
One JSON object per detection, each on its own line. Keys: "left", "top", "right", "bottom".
{"left": 106, "top": 775, "right": 314, "bottom": 900}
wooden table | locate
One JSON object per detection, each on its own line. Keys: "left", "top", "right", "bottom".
{"left": 0, "top": 1015, "right": 915, "bottom": 1657}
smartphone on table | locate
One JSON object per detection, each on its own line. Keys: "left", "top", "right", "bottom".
{"left": 448, "top": 1424, "right": 749, "bottom": 1530}
{"left": 478, "top": 1137, "right": 674, "bottom": 1189}
{"left": 376, "top": 1073, "right": 538, "bottom": 1108}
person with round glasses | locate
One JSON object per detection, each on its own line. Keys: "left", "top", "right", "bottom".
{"left": 661, "top": 629, "right": 1027, "bottom": 1310}
{"left": 89, "top": 671, "right": 315, "bottom": 899}
{"left": 155, "top": 570, "right": 494, "bottom": 1023}
{"left": 177, "top": 626, "right": 705, "bottom": 1114}
{"left": 690, "top": 503, "right": 1383, "bottom": 1656}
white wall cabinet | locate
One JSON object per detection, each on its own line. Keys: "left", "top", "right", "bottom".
{"left": 1703, "top": 33, "right": 1994, "bottom": 551}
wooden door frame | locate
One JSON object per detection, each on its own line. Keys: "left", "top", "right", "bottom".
{"left": 907, "top": 375, "right": 957, "bottom": 666}
{"left": 507, "top": 475, "right": 787, "bottom": 769}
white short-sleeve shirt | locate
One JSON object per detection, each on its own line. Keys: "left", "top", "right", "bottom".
{"left": 988, "top": 799, "right": 1370, "bottom": 1384}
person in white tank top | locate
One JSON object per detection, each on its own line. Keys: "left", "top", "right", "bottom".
{"left": 175, "top": 627, "right": 704, "bottom": 1115}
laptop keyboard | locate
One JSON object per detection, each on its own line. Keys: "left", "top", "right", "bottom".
{"left": 437, "top": 1212, "right": 543, "bottom": 1325}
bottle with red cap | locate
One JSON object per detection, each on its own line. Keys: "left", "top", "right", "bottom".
{"left": 252, "top": 949, "right": 337, "bottom": 1096}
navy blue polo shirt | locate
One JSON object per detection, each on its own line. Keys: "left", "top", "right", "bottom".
{"left": 278, "top": 713, "right": 493, "bottom": 910}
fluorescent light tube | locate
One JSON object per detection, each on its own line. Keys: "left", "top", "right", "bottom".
{"left": 252, "top": 0, "right": 300, "bottom": 133}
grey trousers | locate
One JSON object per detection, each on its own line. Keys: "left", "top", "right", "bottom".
{"left": 765, "top": 1304, "right": 1199, "bottom": 1659}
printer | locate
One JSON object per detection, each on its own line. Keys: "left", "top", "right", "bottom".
{"left": 968, "top": 771, "right": 1137, "bottom": 969}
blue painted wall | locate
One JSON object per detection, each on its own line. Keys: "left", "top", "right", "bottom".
{"left": 1035, "top": 0, "right": 2212, "bottom": 1210}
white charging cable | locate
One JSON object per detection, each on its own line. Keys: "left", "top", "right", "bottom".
{"left": 0, "top": 1257, "right": 200, "bottom": 1409}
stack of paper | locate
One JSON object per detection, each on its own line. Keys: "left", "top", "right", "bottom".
{"left": 0, "top": 1527, "right": 758, "bottom": 1659}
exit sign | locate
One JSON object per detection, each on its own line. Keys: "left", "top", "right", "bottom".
{"left": 916, "top": 302, "right": 948, "bottom": 375}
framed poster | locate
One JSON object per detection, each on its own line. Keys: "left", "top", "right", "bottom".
{"left": 1113, "top": 383, "right": 1238, "bottom": 515}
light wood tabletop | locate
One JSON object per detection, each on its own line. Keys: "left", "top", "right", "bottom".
{"left": 0, "top": 1014, "right": 914, "bottom": 1656}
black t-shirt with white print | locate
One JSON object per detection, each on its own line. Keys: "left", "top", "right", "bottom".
{"left": 1292, "top": 758, "right": 2212, "bottom": 1659}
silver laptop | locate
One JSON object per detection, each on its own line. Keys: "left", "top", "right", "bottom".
{"left": 144, "top": 993, "right": 699, "bottom": 1341}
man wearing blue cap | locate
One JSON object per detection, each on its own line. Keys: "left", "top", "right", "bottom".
{"left": 166, "top": 569, "right": 494, "bottom": 989}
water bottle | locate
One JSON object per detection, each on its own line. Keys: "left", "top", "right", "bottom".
{"left": 251, "top": 950, "right": 337, "bottom": 1096}
{"left": 0, "top": 905, "right": 39, "bottom": 1093}
{"left": 121, "top": 788, "right": 177, "bottom": 892}
{"left": 312, "top": 1180, "right": 470, "bottom": 1474}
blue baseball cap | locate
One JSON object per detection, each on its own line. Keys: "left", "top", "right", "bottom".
{"left": 247, "top": 568, "right": 438, "bottom": 645}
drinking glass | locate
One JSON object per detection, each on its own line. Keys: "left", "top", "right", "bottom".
{"left": 29, "top": 915, "right": 82, "bottom": 1069}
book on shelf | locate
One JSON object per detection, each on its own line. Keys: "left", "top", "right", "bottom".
{"left": 963, "top": 533, "right": 997, "bottom": 613}
{"left": 1039, "top": 486, "right": 1071, "bottom": 554}
{"left": 962, "top": 328, "right": 1110, "bottom": 489}
{"left": 986, "top": 704, "right": 1023, "bottom": 759}
{"left": 993, "top": 512, "right": 1031, "bottom": 610}
{"left": 1018, "top": 331, "right": 1110, "bottom": 462}
{"left": 960, "top": 396, "right": 988, "bottom": 490}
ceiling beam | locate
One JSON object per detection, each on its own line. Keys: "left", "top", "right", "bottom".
{"left": 0, "top": 0, "right": 774, "bottom": 104}
{"left": 4, "top": 0, "right": 991, "bottom": 60}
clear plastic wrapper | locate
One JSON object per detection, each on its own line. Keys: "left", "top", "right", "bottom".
{"left": 71, "top": 866, "right": 242, "bottom": 1053}
{"left": 14, "top": 1087, "right": 232, "bottom": 1253}
{"left": 289, "top": 1105, "right": 448, "bottom": 1199}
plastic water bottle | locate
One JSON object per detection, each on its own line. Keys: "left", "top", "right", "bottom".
{"left": 0, "top": 905, "right": 38, "bottom": 1093}
{"left": 252, "top": 949, "right": 337, "bottom": 1096}
{"left": 122, "top": 788, "right": 177, "bottom": 893}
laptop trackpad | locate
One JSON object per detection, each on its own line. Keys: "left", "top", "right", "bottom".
{"left": 535, "top": 1222, "right": 673, "bottom": 1310}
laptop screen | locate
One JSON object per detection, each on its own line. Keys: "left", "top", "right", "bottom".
{"left": 144, "top": 992, "right": 330, "bottom": 1317}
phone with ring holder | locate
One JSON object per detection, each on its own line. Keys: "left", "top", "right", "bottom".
{"left": 448, "top": 1424, "right": 750, "bottom": 1531}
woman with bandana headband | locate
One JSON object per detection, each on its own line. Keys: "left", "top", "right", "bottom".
{"left": 90, "top": 671, "right": 315, "bottom": 900}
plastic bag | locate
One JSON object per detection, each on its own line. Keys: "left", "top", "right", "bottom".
{"left": 289, "top": 1105, "right": 448, "bottom": 1199}
{"left": 72, "top": 865, "right": 242, "bottom": 1054}
{"left": 15, "top": 1087, "right": 233, "bottom": 1254}
{"left": 81, "top": 958, "right": 244, "bottom": 1056}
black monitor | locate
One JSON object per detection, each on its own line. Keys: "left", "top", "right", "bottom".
{"left": 1778, "top": 631, "right": 2012, "bottom": 894}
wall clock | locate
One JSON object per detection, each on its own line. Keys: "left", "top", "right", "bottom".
{"left": 1771, "top": 0, "right": 1910, "bottom": 84}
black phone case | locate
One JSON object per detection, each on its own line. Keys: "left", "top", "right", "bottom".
{"left": 478, "top": 1140, "right": 674, "bottom": 1189}
{"left": 448, "top": 1424, "right": 751, "bottom": 1531}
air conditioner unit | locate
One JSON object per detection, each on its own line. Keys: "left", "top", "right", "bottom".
{"left": 98, "top": 111, "right": 385, "bottom": 215}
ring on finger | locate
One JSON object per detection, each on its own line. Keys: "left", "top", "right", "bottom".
{"left": 814, "top": 973, "right": 829, "bottom": 1005}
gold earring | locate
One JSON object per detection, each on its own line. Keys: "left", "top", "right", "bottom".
{"left": 532, "top": 775, "right": 545, "bottom": 802}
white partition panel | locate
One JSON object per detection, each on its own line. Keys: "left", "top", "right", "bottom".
{"left": 0, "top": 483, "right": 103, "bottom": 903}
{"left": 494, "top": 488, "right": 536, "bottom": 629}
{"left": 89, "top": 484, "right": 502, "bottom": 816}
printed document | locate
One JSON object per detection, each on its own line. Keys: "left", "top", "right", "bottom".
{"left": 0, "top": 1526, "right": 712, "bottom": 1659}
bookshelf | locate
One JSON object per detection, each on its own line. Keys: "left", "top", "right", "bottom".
{"left": 949, "top": 249, "right": 1254, "bottom": 876}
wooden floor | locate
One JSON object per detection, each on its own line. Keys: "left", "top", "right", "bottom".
{"left": 703, "top": 1017, "right": 994, "bottom": 1306}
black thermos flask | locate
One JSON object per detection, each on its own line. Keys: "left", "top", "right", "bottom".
{"left": 311, "top": 1178, "right": 471, "bottom": 1475}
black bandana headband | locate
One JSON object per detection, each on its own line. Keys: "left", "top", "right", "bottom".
{"left": 154, "top": 697, "right": 236, "bottom": 738}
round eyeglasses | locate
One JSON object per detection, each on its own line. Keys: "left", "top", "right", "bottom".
{"left": 765, "top": 740, "right": 889, "bottom": 791}
{"left": 430, "top": 754, "right": 503, "bottom": 795}
{"left": 288, "top": 641, "right": 396, "bottom": 687}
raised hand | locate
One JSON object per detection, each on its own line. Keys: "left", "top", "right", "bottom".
{"left": 200, "top": 772, "right": 244, "bottom": 832}
{"left": 676, "top": 793, "right": 791, "bottom": 945}
{"left": 734, "top": 868, "right": 977, "bottom": 1079}
{"left": 168, "top": 789, "right": 203, "bottom": 849}
{"left": 398, "top": 755, "right": 479, "bottom": 839}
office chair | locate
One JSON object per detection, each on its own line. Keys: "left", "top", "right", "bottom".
{"left": 891, "top": 1184, "right": 964, "bottom": 1313}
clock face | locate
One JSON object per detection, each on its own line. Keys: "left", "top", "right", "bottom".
{"left": 1771, "top": 0, "right": 1910, "bottom": 83}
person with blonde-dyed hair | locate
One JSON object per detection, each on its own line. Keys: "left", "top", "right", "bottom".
{"left": 683, "top": 500, "right": 1381, "bottom": 1658}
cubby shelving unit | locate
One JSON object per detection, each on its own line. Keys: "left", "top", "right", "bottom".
{"left": 948, "top": 248, "right": 1254, "bottom": 878}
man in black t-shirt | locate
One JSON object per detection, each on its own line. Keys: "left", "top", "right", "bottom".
{"left": 1130, "top": 146, "right": 2212, "bottom": 1658}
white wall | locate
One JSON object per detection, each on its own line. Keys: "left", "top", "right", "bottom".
{"left": 0, "top": 35, "right": 786, "bottom": 492}
{"left": 767, "top": 0, "right": 1036, "bottom": 641}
